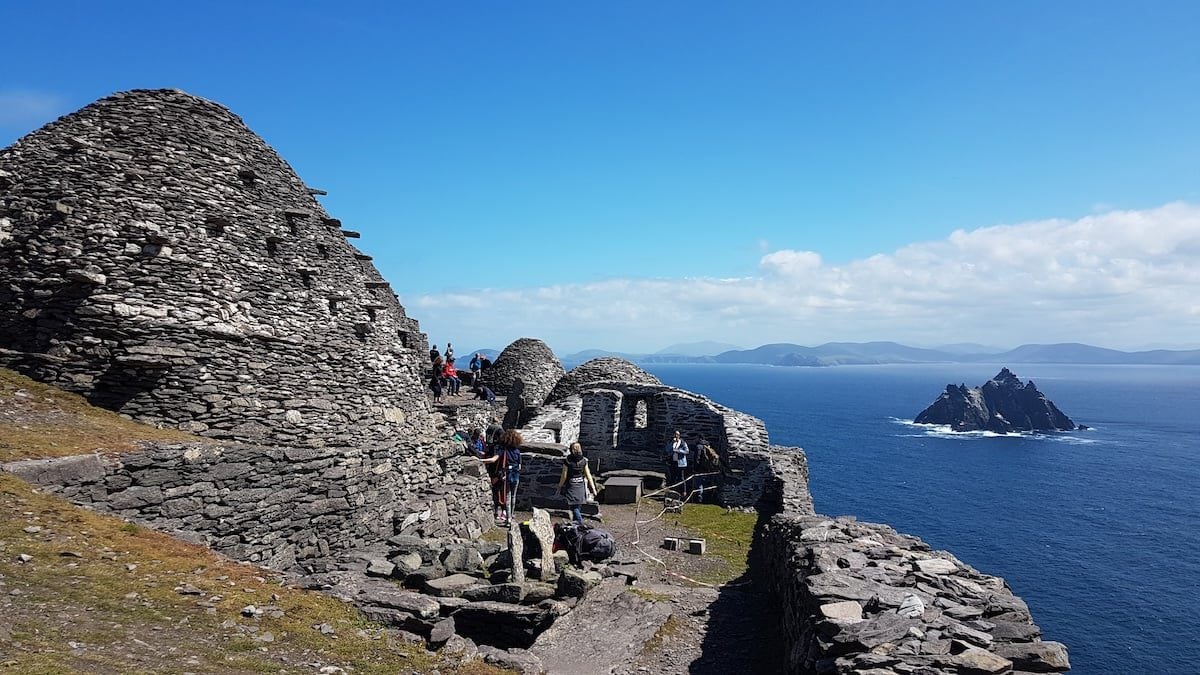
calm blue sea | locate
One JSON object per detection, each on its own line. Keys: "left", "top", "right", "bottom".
{"left": 640, "top": 363, "right": 1200, "bottom": 675}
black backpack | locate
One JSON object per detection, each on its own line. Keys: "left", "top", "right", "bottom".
{"left": 554, "top": 522, "right": 616, "bottom": 565}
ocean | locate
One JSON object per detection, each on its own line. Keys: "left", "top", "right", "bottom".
{"left": 639, "top": 362, "right": 1200, "bottom": 675}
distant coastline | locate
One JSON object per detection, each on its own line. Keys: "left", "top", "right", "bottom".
{"left": 531, "top": 341, "right": 1200, "bottom": 369}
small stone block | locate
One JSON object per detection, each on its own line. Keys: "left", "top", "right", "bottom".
{"left": 603, "top": 476, "right": 642, "bottom": 504}
{"left": 686, "top": 539, "right": 706, "bottom": 555}
{"left": 662, "top": 537, "right": 681, "bottom": 551}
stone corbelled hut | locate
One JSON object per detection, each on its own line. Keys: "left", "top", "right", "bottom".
{"left": 547, "top": 356, "right": 661, "bottom": 402}
{"left": 0, "top": 88, "right": 433, "bottom": 446}
{"left": 0, "top": 90, "right": 492, "bottom": 567}
{"left": 488, "top": 337, "right": 565, "bottom": 407}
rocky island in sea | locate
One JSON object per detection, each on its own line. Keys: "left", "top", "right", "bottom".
{"left": 914, "top": 367, "right": 1082, "bottom": 433}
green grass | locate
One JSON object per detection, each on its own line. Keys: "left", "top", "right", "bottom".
{"left": 669, "top": 504, "right": 758, "bottom": 585}
{"left": 628, "top": 587, "right": 670, "bottom": 603}
{"left": 0, "top": 367, "right": 194, "bottom": 462}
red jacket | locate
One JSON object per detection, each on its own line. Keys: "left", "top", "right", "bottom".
{"left": 442, "top": 363, "right": 457, "bottom": 377}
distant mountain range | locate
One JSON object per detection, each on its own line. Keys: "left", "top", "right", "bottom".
{"left": 555, "top": 341, "right": 1200, "bottom": 368}
{"left": 655, "top": 340, "right": 743, "bottom": 357}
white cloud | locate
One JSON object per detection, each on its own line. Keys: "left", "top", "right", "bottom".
{"left": 414, "top": 203, "right": 1200, "bottom": 353}
{"left": 0, "top": 90, "right": 66, "bottom": 129}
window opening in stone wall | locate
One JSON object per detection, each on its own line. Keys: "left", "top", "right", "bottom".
{"left": 366, "top": 307, "right": 377, "bottom": 322}
{"left": 266, "top": 239, "right": 279, "bottom": 257}
{"left": 398, "top": 330, "right": 412, "bottom": 348}
{"left": 328, "top": 298, "right": 339, "bottom": 314}
{"left": 634, "top": 398, "right": 648, "bottom": 429}
{"left": 317, "top": 244, "right": 328, "bottom": 259}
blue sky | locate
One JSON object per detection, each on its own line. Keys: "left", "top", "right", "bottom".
{"left": 3, "top": 1, "right": 1199, "bottom": 352}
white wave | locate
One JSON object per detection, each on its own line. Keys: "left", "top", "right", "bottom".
{"left": 889, "top": 417, "right": 1098, "bottom": 442}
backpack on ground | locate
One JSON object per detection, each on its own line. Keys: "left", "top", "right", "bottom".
{"left": 554, "top": 521, "right": 616, "bottom": 565}
{"left": 580, "top": 526, "right": 616, "bottom": 562}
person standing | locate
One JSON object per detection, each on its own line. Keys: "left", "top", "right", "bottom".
{"left": 557, "top": 442, "right": 599, "bottom": 524}
{"left": 469, "top": 352, "right": 483, "bottom": 385}
{"left": 430, "top": 344, "right": 441, "bottom": 363}
{"left": 429, "top": 371, "right": 443, "bottom": 404}
{"left": 444, "top": 342, "right": 454, "bottom": 361}
{"left": 482, "top": 429, "right": 523, "bottom": 524}
{"left": 665, "top": 430, "right": 689, "bottom": 498}
{"left": 692, "top": 438, "right": 721, "bottom": 503}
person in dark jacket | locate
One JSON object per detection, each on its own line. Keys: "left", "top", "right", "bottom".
{"left": 556, "top": 442, "right": 599, "bottom": 524}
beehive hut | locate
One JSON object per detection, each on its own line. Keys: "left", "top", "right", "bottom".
{"left": 0, "top": 89, "right": 433, "bottom": 445}
{"left": 0, "top": 89, "right": 491, "bottom": 566}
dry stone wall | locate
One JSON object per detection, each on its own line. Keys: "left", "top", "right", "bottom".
{"left": 749, "top": 449, "right": 1070, "bottom": 673}
{"left": 3, "top": 440, "right": 493, "bottom": 571}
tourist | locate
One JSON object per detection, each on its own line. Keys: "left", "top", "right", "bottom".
{"left": 431, "top": 353, "right": 444, "bottom": 388}
{"left": 444, "top": 342, "right": 454, "bottom": 361}
{"left": 468, "top": 428, "right": 486, "bottom": 458}
{"left": 472, "top": 383, "right": 496, "bottom": 406}
{"left": 485, "top": 415, "right": 503, "bottom": 446}
{"left": 557, "top": 442, "right": 599, "bottom": 524}
{"left": 442, "top": 358, "right": 461, "bottom": 396}
{"left": 665, "top": 429, "right": 689, "bottom": 497}
{"left": 429, "top": 371, "right": 443, "bottom": 404}
{"left": 481, "top": 429, "right": 523, "bottom": 524}
{"left": 692, "top": 437, "right": 721, "bottom": 503}
{"left": 429, "top": 344, "right": 441, "bottom": 363}
{"left": 469, "top": 352, "right": 483, "bottom": 385}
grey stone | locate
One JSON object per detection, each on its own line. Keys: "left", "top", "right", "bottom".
{"left": 440, "top": 546, "right": 485, "bottom": 575}
{"left": 366, "top": 559, "right": 396, "bottom": 578}
{"left": 819, "top": 600, "right": 864, "bottom": 623}
{"left": 993, "top": 641, "right": 1071, "bottom": 672}
{"left": 462, "top": 583, "right": 527, "bottom": 604}
{"left": 423, "top": 573, "right": 484, "bottom": 598}
{"left": 915, "top": 558, "right": 958, "bottom": 575}
{"left": 556, "top": 567, "right": 602, "bottom": 599}
{"left": 357, "top": 587, "right": 440, "bottom": 619}
{"left": 428, "top": 617, "right": 456, "bottom": 648}
{"left": 950, "top": 645, "right": 1012, "bottom": 673}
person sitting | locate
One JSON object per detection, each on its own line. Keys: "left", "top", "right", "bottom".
{"left": 442, "top": 358, "right": 461, "bottom": 396}
{"left": 468, "top": 428, "right": 486, "bottom": 458}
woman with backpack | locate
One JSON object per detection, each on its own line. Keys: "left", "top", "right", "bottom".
{"left": 556, "top": 442, "right": 599, "bottom": 524}
{"left": 481, "top": 429, "right": 523, "bottom": 524}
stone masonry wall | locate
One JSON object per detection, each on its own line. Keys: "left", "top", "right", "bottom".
{"left": 566, "top": 381, "right": 771, "bottom": 506}
{"left": 2, "top": 440, "right": 493, "bottom": 572}
{"left": 748, "top": 449, "right": 1070, "bottom": 673}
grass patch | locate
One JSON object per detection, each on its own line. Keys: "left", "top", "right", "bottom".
{"left": 478, "top": 525, "right": 509, "bottom": 544}
{"left": 639, "top": 614, "right": 683, "bottom": 656}
{"left": 628, "top": 587, "right": 670, "bottom": 603}
{"left": 0, "top": 368, "right": 193, "bottom": 462}
{"left": 669, "top": 504, "right": 758, "bottom": 586}
{"left": 0, "top": 473, "right": 502, "bottom": 674}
